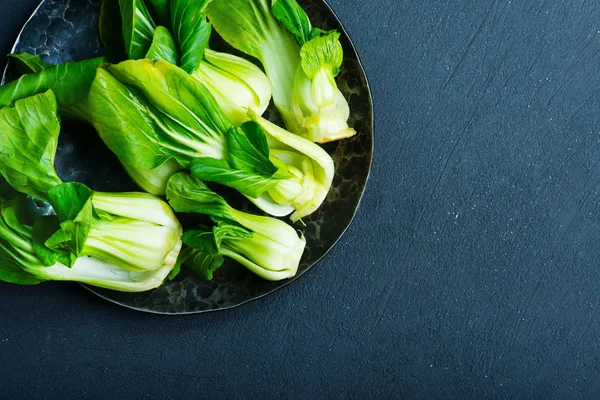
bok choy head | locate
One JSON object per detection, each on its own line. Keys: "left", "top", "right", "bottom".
{"left": 0, "top": 90, "right": 183, "bottom": 274}
{"left": 166, "top": 173, "right": 305, "bottom": 281}
{"left": 88, "top": 59, "right": 333, "bottom": 221}
{"left": 0, "top": 192, "right": 181, "bottom": 292}
{"left": 206, "top": 0, "right": 355, "bottom": 143}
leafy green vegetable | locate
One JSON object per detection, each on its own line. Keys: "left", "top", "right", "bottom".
{"left": 32, "top": 216, "right": 76, "bottom": 267}
{"left": 0, "top": 56, "right": 104, "bottom": 121}
{"left": 167, "top": 172, "right": 305, "bottom": 281}
{"left": 246, "top": 109, "right": 335, "bottom": 221}
{"left": 207, "top": 0, "right": 355, "bottom": 143}
{"left": 193, "top": 49, "right": 272, "bottom": 126}
{"left": 170, "top": 0, "right": 211, "bottom": 74}
{"left": 0, "top": 194, "right": 182, "bottom": 292}
{"left": 99, "top": 0, "right": 128, "bottom": 62}
{"left": 300, "top": 32, "right": 343, "bottom": 79}
{"left": 87, "top": 59, "right": 331, "bottom": 219}
{"left": 0, "top": 91, "right": 183, "bottom": 278}
{"left": 88, "top": 61, "right": 229, "bottom": 171}
{"left": 146, "top": 0, "right": 171, "bottom": 27}
{"left": 0, "top": 196, "right": 43, "bottom": 285}
{"left": 8, "top": 53, "right": 53, "bottom": 74}
{"left": 0, "top": 91, "right": 63, "bottom": 202}
{"left": 39, "top": 185, "right": 183, "bottom": 272}
{"left": 119, "top": 0, "right": 157, "bottom": 59}
{"left": 122, "top": 160, "right": 184, "bottom": 196}
{"left": 146, "top": 26, "right": 180, "bottom": 64}
{"left": 271, "top": 0, "right": 313, "bottom": 45}
{"left": 169, "top": 0, "right": 271, "bottom": 125}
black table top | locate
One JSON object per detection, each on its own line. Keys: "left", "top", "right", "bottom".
{"left": 2, "top": 0, "right": 600, "bottom": 398}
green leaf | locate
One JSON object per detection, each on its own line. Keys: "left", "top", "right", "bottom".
{"left": 183, "top": 247, "right": 224, "bottom": 280}
{"left": 87, "top": 68, "right": 172, "bottom": 170}
{"left": 179, "top": 226, "right": 252, "bottom": 281}
{"left": 47, "top": 183, "right": 94, "bottom": 222}
{"left": 146, "top": 0, "right": 171, "bottom": 27}
{"left": 0, "top": 252, "right": 40, "bottom": 285}
{"left": 119, "top": 0, "right": 157, "bottom": 59}
{"left": 0, "top": 178, "right": 17, "bottom": 200}
{"left": 190, "top": 157, "right": 280, "bottom": 199}
{"left": 0, "top": 91, "right": 63, "bottom": 202}
{"left": 88, "top": 60, "right": 230, "bottom": 171}
{"left": 271, "top": 0, "right": 313, "bottom": 45}
{"left": 212, "top": 222, "right": 253, "bottom": 247}
{"left": 0, "top": 197, "right": 42, "bottom": 285}
{"left": 171, "top": 0, "right": 211, "bottom": 73}
{"left": 168, "top": 244, "right": 186, "bottom": 280}
{"left": 99, "top": 0, "right": 127, "bottom": 62}
{"left": 89, "top": 60, "right": 232, "bottom": 170}
{"left": 166, "top": 172, "right": 233, "bottom": 219}
{"left": 46, "top": 182, "right": 94, "bottom": 256}
{"left": 227, "top": 124, "right": 278, "bottom": 176}
{"left": 300, "top": 31, "right": 343, "bottom": 79}
{"left": 0, "top": 57, "right": 104, "bottom": 121}
{"left": 8, "top": 53, "right": 53, "bottom": 74}
{"left": 206, "top": 0, "right": 265, "bottom": 60}
{"left": 32, "top": 216, "right": 77, "bottom": 267}
{"left": 146, "top": 26, "right": 180, "bottom": 64}
{"left": 106, "top": 60, "right": 232, "bottom": 134}
{"left": 182, "top": 228, "right": 219, "bottom": 253}
{"left": 247, "top": 109, "right": 335, "bottom": 221}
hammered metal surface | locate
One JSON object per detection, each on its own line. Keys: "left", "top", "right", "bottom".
{"left": 5, "top": 0, "right": 373, "bottom": 314}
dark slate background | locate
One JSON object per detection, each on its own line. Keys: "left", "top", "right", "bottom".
{"left": 2, "top": 0, "right": 600, "bottom": 398}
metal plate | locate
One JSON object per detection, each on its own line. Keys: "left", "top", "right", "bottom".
{"left": 4, "top": 0, "right": 373, "bottom": 314}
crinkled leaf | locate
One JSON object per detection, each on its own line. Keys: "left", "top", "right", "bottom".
{"left": 171, "top": 0, "right": 211, "bottom": 73}
{"left": 212, "top": 222, "right": 253, "bottom": 247}
{"left": 190, "top": 157, "right": 280, "bottom": 199}
{"left": 147, "top": 0, "right": 171, "bottom": 27}
{"left": 227, "top": 124, "right": 278, "bottom": 175}
{"left": 166, "top": 172, "right": 233, "bottom": 219}
{"left": 181, "top": 224, "right": 251, "bottom": 281}
{"left": 146, "top": 26, "right": 180, "bottom": 64}
{"left": 87, "top": 68, "right": 173, "bottom": 170}
{"left": 271, "top": 0, "right": 312, "bottom": 45}
{"left": 183, "top": 247, "right": 224, "bottom": 281}
{"left": 182, "top": 228, "right": 218, "bottom": 253}
{"left": 119, "top": 0, "right": 157, "bottom": 59}
{"left": 8, "top": 53, "right": 53, "bottom": 74}
{"left": 300, "top": 31, "right": 343, "bottom": 79}
{"left": 33, "top": 216, "right": 77, "bottom": 267}
{"left": 46, "top": 182, "right": 94, "bottom": 256}
{"left": 0, "top": 91, "right": 62, "bottom": 202}
{"left": 47, "top": 183, "right": 93, "bottom": 223}
{"left": 88, "top": 60, "right": 229, "bottom": 171}
{"left": 0, "top": 198, "right": 42, "bottom": 285}
{"left": 0, "top": 57, "right": 104, "bottom": 120}
{"left": 107, "top": 58, "right": 232, "bottom": 135}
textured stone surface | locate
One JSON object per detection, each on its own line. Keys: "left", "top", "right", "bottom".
{"left": 4, "top": 0, "right": 373, "bottom": 314}
{"left": 7, "top": 0, "right": 600, "bottom": 398}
